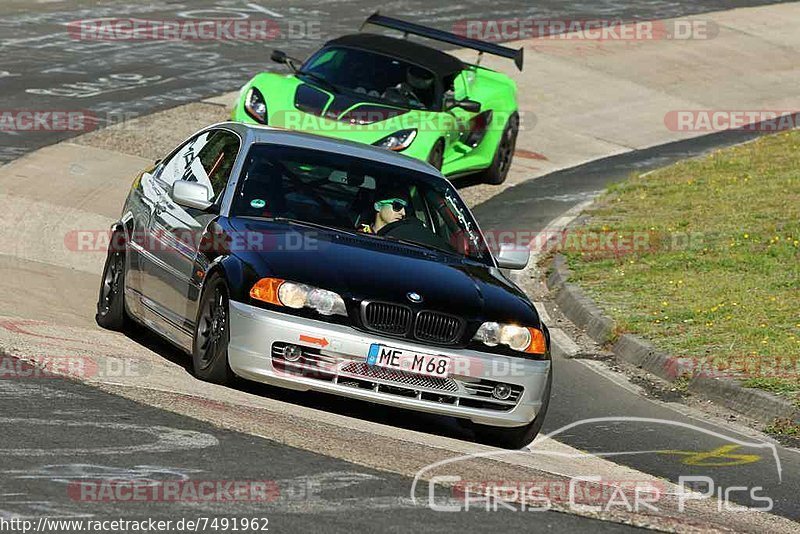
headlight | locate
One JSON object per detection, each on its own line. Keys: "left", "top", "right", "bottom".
{"left": 244, "top": 87, "right": 268, "bottom": 124}
{"left": 306, "top": 288, "right": 345, "bottom": 315}
{"left": 250, "top": 278, "right": 346, "bottom": 316}
{"left": 277, "top": 282, "right": 308, "bottom": 308}
{"left": 474, "top": 322, "right": 547, "bottom": 354}
{"left": 373, "top": 129, "right": 417, "bottom": 151}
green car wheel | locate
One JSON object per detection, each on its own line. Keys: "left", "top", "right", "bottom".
{"left": 480, "top": 112, "right": 519, "bottom": 185}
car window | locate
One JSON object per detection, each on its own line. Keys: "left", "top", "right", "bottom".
{"left": 302, "top": 47, "right": 439, "bottom": 110}
{"left": 158, "top": 136, "right": 199, "bottom": 187}
{"left": 193, "top": 131, "right": 240, "bottom": 200}
{"left": 308, "top": 49, "right": 338, "bottom": 69}
{"left": 231, "top": 143, "right": 491, "bottom": 263}
{"left": 157, "top": 129, "right": 240, "bottom": 201}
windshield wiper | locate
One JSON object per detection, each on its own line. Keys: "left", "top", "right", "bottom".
{"left": 272, "top": 217, "right": 362, "bottom": 237}
{"left": 380, "top": 235, "right": 456, "bottom": 257}
{"left": 242, "top": 215, "right": 361, "bottom": 236}
{"left": 296, "top": 70, "right": 340, "bottom": 94}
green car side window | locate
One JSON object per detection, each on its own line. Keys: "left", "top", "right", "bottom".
{"left": 306, "top": 49, "right": 339, "bottom": 70}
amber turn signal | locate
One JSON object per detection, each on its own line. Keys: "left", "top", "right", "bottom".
{"left": 250, "top": 277, "right": 285, "bottom": 306}
{"left": 526, "top": 327, "right": 547, "bottom": 355}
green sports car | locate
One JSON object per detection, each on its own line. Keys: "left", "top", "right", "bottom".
{"left": 232, "top": 13, "right": 524, "bottom": 184}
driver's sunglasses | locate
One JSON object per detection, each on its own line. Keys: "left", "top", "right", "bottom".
{"left": 377, "top": 198, "right": 408, "bottom": 212}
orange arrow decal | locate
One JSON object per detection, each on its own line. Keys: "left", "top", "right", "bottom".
{"left": 299, "top": 335, "right": 329, "bottom": 348}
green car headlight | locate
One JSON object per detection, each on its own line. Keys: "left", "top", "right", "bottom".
{"left": 373, "top": 129, "right": 417, "bottom": 151}
{"left": 244, "top": 87, "right": 268, "bottom": 124}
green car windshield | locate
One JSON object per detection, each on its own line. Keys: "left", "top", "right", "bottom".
{"left": 232, "top": 144, "right": 491, "bottom": 264}
{"left": 301, "top": 47, "right": 439, "bottom": 111}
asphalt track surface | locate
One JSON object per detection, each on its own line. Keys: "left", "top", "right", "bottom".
{"left": 1, "top": 357, "right": 645, "bottom": 532}
{"left": 0, "top": 0, "right": 793, "bottom": 162}
{"left": 2, "top": 0, "right": 800, "bottom": 531}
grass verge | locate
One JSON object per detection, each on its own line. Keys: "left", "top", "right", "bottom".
{"left": 563, "top": 131, "right": 800, "bottom": 405}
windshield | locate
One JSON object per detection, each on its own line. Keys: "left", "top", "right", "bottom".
{"left": 230, "top": 144, "right": 490, "bottom": 263}
{"left": 300, "top": 47, "right": 439, "bottom": 110}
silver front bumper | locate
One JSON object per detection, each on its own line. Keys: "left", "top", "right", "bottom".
{"left": 228, "top": 301, "right": 551, "bottom": 427}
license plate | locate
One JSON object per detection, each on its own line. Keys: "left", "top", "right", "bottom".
{"left": 367, "top": 344, "right": 451, "bottom": 378}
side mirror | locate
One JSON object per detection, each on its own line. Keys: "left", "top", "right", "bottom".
{"left": 445, "top": 97, "right": 481, "bottom": 113}
{"left": 271, "top": 49, "right": 287, "bottom": 64}
{"left": 495, "top": 242, "right": 530, "bottom": 270}
{"left": 456, "top": 99, "right": 482, "bottom": 113}
{"left": 171, "top": 181, "right": 213, "bottom": 210}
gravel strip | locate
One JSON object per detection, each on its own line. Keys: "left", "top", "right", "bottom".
{"left": 73, "top": 102, "right": 231, "bottom": 162}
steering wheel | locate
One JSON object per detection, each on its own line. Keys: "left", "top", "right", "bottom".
{"left": 396, "top": 82, "right": 422, "bottom": 104}
{"left": 376, "top": 217, "right": 416, "bottom": 236}
{"left": 382, "top": 83, "right": 421, "bottom": 107}
{"left": 377, "top": 217, "right": 453, "bottom": 253}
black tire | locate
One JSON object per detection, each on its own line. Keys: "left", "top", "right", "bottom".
{"left": 471, "top": 367, "right": 553, "bottom": 449}
{"left": 427, "top": 140, "right": 444, "bottom": 171}
{"left": 95, "top": 241, "right": 128, "bottom": 331}
{"left": 480, "top": 113, "right": 518, "bottom": 185}
{"left": 192, "top": 273, "right": 234, "bottom": 385}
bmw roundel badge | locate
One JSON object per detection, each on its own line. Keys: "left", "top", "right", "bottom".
{"left": 407, "top": 292, "right": 423, "bottom": 303}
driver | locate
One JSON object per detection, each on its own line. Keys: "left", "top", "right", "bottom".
{"left": 385, "top": 66, "right": 435, "bottom": 108}
{"left": 359, "top": 196, "right": 407, "bottom": 234}
{"left": 404, "top": 66, "right": 435, "bottom": 107}
{"left": 406, "top": 65, "right": 434, "bottom": 92}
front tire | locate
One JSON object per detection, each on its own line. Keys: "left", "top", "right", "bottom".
{"left": 192, "top": 273, "right": 234, "bottom": 385}
{"left": 95, "top": 242, "right": 128, "bottom": 331}
{"left": 480, "top": 113, "right": 518, "bottom": 185}
{"left": 471, "top": 367, "right": 552, "bottom": 449}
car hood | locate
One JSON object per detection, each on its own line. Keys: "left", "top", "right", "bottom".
{"left": 225, "top": 217, "right": 539, "bottom": 325}
{"left": 292, "top": 82, "right": 410, "bottom": 125}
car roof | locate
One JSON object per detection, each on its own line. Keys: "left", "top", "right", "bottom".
{"left": 217, "top": 121, "right": 444, "bottom": 179}
{"left": 323, "top": 33, "right": 464, "bottom": 78}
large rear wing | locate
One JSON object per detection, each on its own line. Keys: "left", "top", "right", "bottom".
{"left": 361, "top": 12, "right": 524, "bottom": 71}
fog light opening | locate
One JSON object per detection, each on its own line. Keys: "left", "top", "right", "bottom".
{"left": 492, "top": 383, "right": 513, "bottom": 401}
{"left": 282, "top": 344, "right": 303, "bottom": 362}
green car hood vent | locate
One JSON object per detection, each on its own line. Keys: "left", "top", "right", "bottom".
{"left": 294, "top": 83, "right": 407, "bottom": 125}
